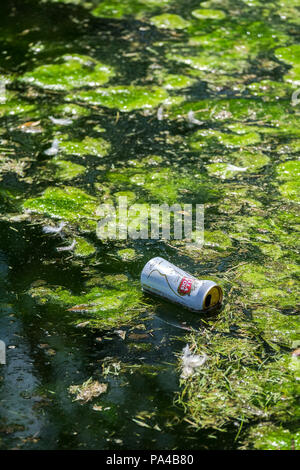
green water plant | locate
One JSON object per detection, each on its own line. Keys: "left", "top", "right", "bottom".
{"left": 27, "top": 273, "right": 145, "bottom": 330}
{"left": 68, "top": 85, "right": 169, "bottom": 112}
{"left": 20, "top": 54, "right": 115, "bottom": 91}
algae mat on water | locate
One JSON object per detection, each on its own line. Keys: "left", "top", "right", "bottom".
{"left": 0, "top": 0, "right": 299, "bottom": 451}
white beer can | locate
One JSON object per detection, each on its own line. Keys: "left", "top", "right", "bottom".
{"left": 140, "top": 257, "right": 223, "bottom": 312}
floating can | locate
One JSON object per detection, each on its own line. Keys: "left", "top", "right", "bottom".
{"left": 140, "top": 257, "right": 223, "bottom": 312}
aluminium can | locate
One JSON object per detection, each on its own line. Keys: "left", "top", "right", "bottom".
{"left": 140, "top": 257, "right": 223, "bottom": 312}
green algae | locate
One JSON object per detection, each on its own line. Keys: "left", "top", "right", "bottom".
{"left": 92, "top": 0, "right": 170, "bottom": 20}
{"left": 153, "top": 71, "right": 196, "bottom": 90}
{"left": 247, "top": 80, "right": 293, "bottom": 101}
{"left": 252, "top": 243, "right": 283, "bottom": 260}
{"left": 275, "top": 45, "right": 300, "bottom": 86}
{"left": 203, "top": 230, "right": 232, "bottom": 251}
{"left": 114, "top": 191, "right": 137, "bottom": 203}
{"left": 230, "top": 150, "right": 269, "bottom": 170}
{"left": 150, "top": 14, "right": 190, "bottom": 30}
{"left": 205, "top": 147, "right": 271, "bottom": 179}
{"left": 244, "top": 424, "right": 300, "bottom": 450}
{"left": 277, "top": 0, "right": 300, "bottom": 26}
{"left": 74, "top": 237, "right": 96, "bottom": 257}
{"left": 278, "top": 180, "right": 300, "bottom": 202}
{"left": 191, "top": 9, "right": 226, "bottom": 20}
{"left": 20, "top": 54, "right": 115, "bottom": 91}
{"left": 274, "top": 45, "right": 300, "bottom": 67}
{"left": 177, "top": 335, "right": 300, "bottom": 430}
{"left": 276, "top": 161, "right": 300, "bottom": 202}
{"left": 52, "top": 103, "right": 91, "bottom": 119}
{"left": 252, "top": 307, "right": 300, "bottom": 348}
{"left": 163, "top": 74, "right": 195, "bottom": 90}
{"left": 276, "top": 161, "right": 300, "bottom": 181}
{"left": 169, "top": 98, "right": 291, "bottom": 124}
{"left": 276, "top": 139, "right": 300, "bottom": 155}
{"left": 0, "top": 95, "right": 37, "bottom": 118}
{"left": 117, "top": 248, "right": 138, "bottom": 261}
{"left": 59, "top": 136, "right": 111, "bottom": 158}
{"left": 206, "top": 163, "right": 247, "bottom": 179}
{"left": 92, "top": 0, "right": 137, "bottom": 19}
{"left": 52, "top": 158, "right": 86, "bottom": 181}
{"left": 166, "top": 20, "right": 288, "bottom": 79}
{"left": 106, "top": 166, "right": 220, "bottom": 204}
{"left": 190, "top": 128, "right": 261, "bottom": 151}
{"left": 184, "top": 230, "right": 233, "bottom": 261}
{"left": 27, "top": 274, "right": 144, "bottom": 330}
{"left": 235, "top": 261, "right": 300, "bottom": 310}
{"left": 68, "top": 86, "right": 169, "bottom": 112}
{"left": 166, "top": 51, "right": 249, "bottom": 74}
{"left": 227, "top": 214, "right": 295, "bottom": 246}
{"left": 23, "top": 186, "right": 97, "bottom": 224}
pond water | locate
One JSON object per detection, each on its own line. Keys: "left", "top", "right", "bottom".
{"left": 0, "top": 0, "right": 299, "bottom": 450}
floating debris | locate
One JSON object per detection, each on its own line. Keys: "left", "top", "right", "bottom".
{"left": 114, "top": 329, "right": 126, "bottom": 340}
{"left": 69, "top": 378, "right": 107, "bottom": 403}
{"left": 44, "top": 138, "right": 60, "bottom": 156}
{"left": 226, "top": 164, "right": 248, "bottom": 172}
{"left": 42, "top": 221, "right": 65, "bottom": 235}
{"left": 56, "top": 239, "right": 76, "bottom": 252}
{"left": 49, "top": 116, "right": 73, "bottom": 126}
{"left": 92, "top": 405, "right": 103, "bottom": 412}
{"left": 75, "top": 321, "right": 90, "bottom": 328}
{"left": 141, "top": 257, "right": 223, "bottom": 312}
{"left": 17, "top": 120, "right": 43, "bottom": 133}
{"left": 67, "top": 303, "right": 94, "bottom": 313}
{"left": 132, "top": 418, "right": 152, "bottom": 429}
{"left": 181, "top": 344, "right": 207, "bottom": 378}
{"left": 292, "top": 348, "right": 300, "bottom": 357}
{"left": 157, "top": 106, "right": 164, "bottom": 121}
{"left": 187, "top": 110, "right": 203, "bottom": 126}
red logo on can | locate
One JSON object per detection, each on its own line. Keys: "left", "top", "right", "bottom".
{"left": 178, "top": 277, "right": 193, "bottom": 296}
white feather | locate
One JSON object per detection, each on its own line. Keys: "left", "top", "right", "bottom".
{"left": 44, "top": 138, "right": 60, "bottom": 156}
{"left": 187, "top": 110, "right": 203, "bottom": 126}
{"left": 226, "top": 164, "right": 248, "bottom": 172}
{"left": 157, "top": 106, "right": 164, "bottom": 121}
{"left": 49, "top": 116, "right": 73, "bottom": 126}
{"left": 181, "top": 344, "right": 207, "bottom": 378}
{"left": 42, "top": 221, "right": 65, "bottom": 234}
{"left": 56, "top": 239, "right": 77, "bottom": 252}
